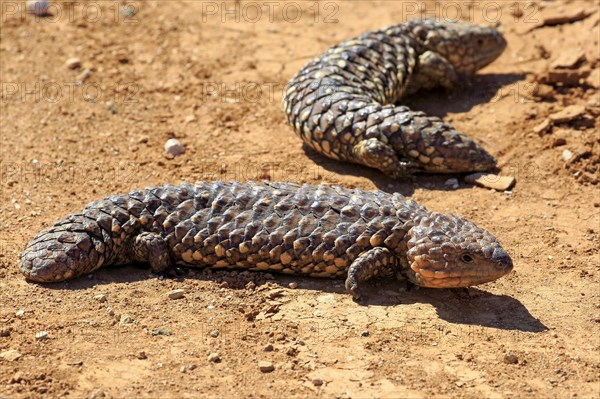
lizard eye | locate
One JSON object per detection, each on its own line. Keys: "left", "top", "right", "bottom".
{"left": 460, "top": 253, "right": 474, "bottom": 263}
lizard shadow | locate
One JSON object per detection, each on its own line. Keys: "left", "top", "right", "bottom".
{"left": 41, "top": 264, "right": 545, "bottom": 333}
{"left": 406, "top": 73, "right": 526, "bottom": 117}
{"left": 270, "top": 275, "right": 548, "bottom": 333}
{"left": 302, "top": 145, "right": 502, "bottom": 195}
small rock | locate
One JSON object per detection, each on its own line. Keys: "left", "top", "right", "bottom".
{"left": 245, "top": 281, "right": 256, "bottom": 290}
{"left": 208, "top": 352, "right": 221, "bottom": 363}
{"left": 562, "top": 149, "right": 573, "bottom": 162}
{"left": 94, "top": 294, "right": 107, "bottom": 302}
{"left": 538, "top": 8, "right": 593, "bottom": 28}
{"left": 551, "top": 137, "right": 567, "bottom": 147}
{"left": 10, "top": 371, "right": 24, "bottom": 384}
{"left": 209, "top": 330, "right": 219, "bottom": 338}
{"left": 258, "top": 361, "right": 275, "bottom": 372}
{"left": 503, "top": 352, "right": 519, "bottom": 364}
{"left": 151, "top": 328, "right": 172, "bottom": 336}
{"left": 65, "top": 57, "right": 82, "bottom": 70}
{"left": 0, "top": 349, "right": 22, "bottom": 361}
{"left": 360, "top": 330, "right": 370, "bottom": 337}
{"left": 263, "top": 344, "right": 274, "bottom": 352}
{"left": 444, "top": 178, "right": 459, "bottom": 189}
{"left": 137, "top": 135, "right": 149, "bottom": 144}
{"left": 534, "top": 84, "right": 554, "bottom": 99}
{"left": 35, "top": 331, "right": 49, "bottom": 341}
{"left": 549, "top": 105, "right": 586, "bottom": 123}
{"left": 26, "top": 0, "right": 50, "bottom": 16}
{"left": 16, "top": 309, "right": 25, "bottom": 318}
{"left": 0, "top": 328, "right": 10, "bottom": 337}
{"left": 464, "top": 173, "right": 516, "bottom": 191}
{"left": 137, "top": 351, "right": 147, "bottom": 359}
{"left": 533, "top": 118, "right": 552, "bottom": 135}
{"left": 268, "top": 289, "right": 284, "bottom": 299}
{"left": 218, "top": 281, "right": 229, "bottom": 289}
{"left": 167, "top": 289, "right": 185, "bottom": 300}
{"left": 90, "top": 389, "right": 106, "bottom": 399}
{"left": 312, "top": 378, "right": 324, "bottom": 386}
{"left": 76, "top": 68, "right": 92, "bottom": 83}
{"left": 551, "top": 50, "right": 586, "bottom": 69}
{"left": 544, "top": 69, "right": 590, "bottom": 86}
{"left": 164, "top": 139, "right": 185, "bottom": 157}
{"left": 288, "top": 282, "right": 298, "bottom": 289}
{"left": 120, "top": 314, "right": 134, "bottom": 324}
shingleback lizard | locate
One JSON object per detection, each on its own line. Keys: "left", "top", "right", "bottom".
{"left": 20, "top": 181, "right": 513, "bottom": 298}
{"left": 283, "top": 19, "right": 506, "bottom": 177}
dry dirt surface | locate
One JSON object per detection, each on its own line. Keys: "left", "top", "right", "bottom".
{"left": 1, "top": 1, "right": 599, "bottom": 398}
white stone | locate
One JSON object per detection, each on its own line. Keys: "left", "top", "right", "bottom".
{"left": 164, "top": 139, "right": 185, "bottom": 156}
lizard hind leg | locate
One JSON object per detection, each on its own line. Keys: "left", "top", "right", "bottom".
{"left": 345, "top": 247, "right": 401, "bottom": 300}
{"left": 132, "top": 232, "right": 173, "bottom": 273}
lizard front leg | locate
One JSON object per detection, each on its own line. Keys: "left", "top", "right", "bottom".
{"left": 345, "top": 247, "right": 401, "bottom": 300}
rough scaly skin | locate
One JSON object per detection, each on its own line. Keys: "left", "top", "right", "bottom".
{"left": 21, "top": 182, "right": 513, "bottom": 298}
{"left": 283, "top": 19, "right": 507, "bottom": 177}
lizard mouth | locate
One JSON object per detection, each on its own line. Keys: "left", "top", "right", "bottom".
{"left": 407, "top": 255, "right": 512, "bottom": 288}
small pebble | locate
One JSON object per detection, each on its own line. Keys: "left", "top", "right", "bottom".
{"left": 268, "top": 289, "right": 284, "bottom": 299}
{"left": 94, "top": 294, "right": 107, "bottom": 302}
{"left": 312, "top": 378, "right": 324, "bottom": 386}
{"left": 0, "top": 349, "right": 22, "bottom": 361}
{"left": 26, "top": 0, "right": 50, "bottom": 16}
{"left": 208, "top": 352, "right": 221, "bottom": 363}
{"left": 360, "top": 330, "right": 369, "bottom": 337}
{"left": 258, "top": 361, "right": 275, "bottom": 372}
{"left": 35, "top": 331, "right": 49, "bottom": 341}
{"left": 167, "top": 289, "right": 185, "bottom": 300}
{"left": 263, "top": 344, "right": 274, "bottom": 352}
{"left": 562, "top": 149, "right": 573, "bottom": 162}
{"left": 120, "top": 314, "right": 134, "bottom": 324}
{"left": 465, "top": 173, "right": 516, "bottom": 191}
{"left": 164, "top": 139, "right": 185, "bottom": 157}
{"left": 151, "top": 328, "right": 172, "bottom": 336}
{"left": 15, "top": 309, "right": 25, "bottom": 318}
{"left": 503, "top": 352, "right": 519, "bottom": 364}
{"left": 288, "top": 282, "right": 298, "bottom": 289}
{"left": 209, "top": 330, "right": 219, "bottom": 338}
{"left": 549, "top": 105, "right": 586, "bottom": 123}
{"left": 76, "top": 68, "right": 92, "bottom": 83}
{"left": 65, "top": 57, "right": 81, "bottom": 70}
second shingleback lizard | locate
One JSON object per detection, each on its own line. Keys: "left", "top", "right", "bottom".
{"left": 284, "top": 19, "right": 506, "bottom": 177}
{"left": 21, "top": 182, "right": 513, "bottom": 298}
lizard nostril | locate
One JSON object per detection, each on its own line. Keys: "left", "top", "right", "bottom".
{"left": 492, "top": 247, "right": 513, "bottom": 271}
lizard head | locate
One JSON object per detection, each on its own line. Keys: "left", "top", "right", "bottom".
{"left": 403, "top": 212, "right": 513, "bottom": 288}
{"left": 408, "top": 18, "right": 507, "bottom": 76}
